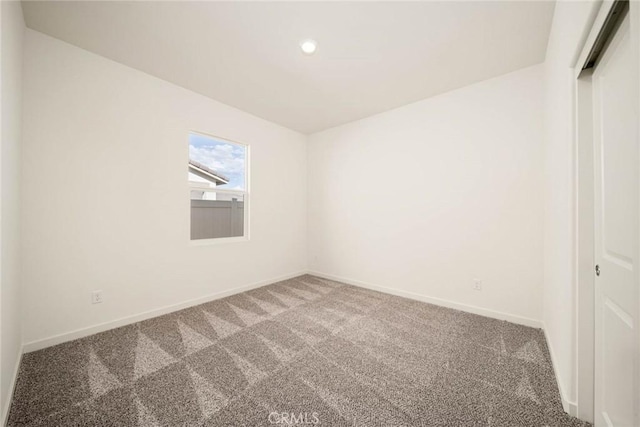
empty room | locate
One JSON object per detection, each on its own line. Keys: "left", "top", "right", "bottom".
{"left": 1, "top": 0, "right": 639, "bottom": 426}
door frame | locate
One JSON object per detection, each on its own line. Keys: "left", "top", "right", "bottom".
{"left": 573, "top": 0, "right": 640, "bottom": 423}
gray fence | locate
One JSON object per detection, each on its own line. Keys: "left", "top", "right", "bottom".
{"left": 190, "top": 199, "right": 244, "bottom": 240}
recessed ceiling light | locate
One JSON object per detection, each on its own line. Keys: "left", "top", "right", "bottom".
{"left": 300, "top": 39, "right": 317, "bottom": 55}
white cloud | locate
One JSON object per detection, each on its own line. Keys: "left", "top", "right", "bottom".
{"left": 189, "top": 144, "right": 245, "bottom": 176}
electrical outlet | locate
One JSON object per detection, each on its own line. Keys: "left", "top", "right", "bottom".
{"left": 92, "top": 290, "right": 103, "bottom": 304}
{"left": 473, "top": 279, "right": 483, "bottom": 291}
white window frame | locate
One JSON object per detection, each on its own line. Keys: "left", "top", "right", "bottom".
{"left": 188, "top": 131, "right": 250, "bottom": 245}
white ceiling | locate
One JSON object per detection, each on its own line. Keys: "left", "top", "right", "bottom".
{"left": 22, "top": 1, "right": 555, "bottom": 134}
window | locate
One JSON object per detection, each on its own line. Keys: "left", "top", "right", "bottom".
{"left": 188, "top": 132, "right": 248, "bottom": 241}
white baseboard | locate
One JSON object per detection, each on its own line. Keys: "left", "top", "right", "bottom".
{"left": 22, "top": 268, "right": 543, "bottom": 349}
{"left": 2, "top": 347, "right": 23, "bottom": 427}
{"left": 23, "top": 271, "right": 307, "bottom": 353}
{"left": 542, "top": 325, "right": 577, "bottom": 417}
{"left": 308, "top": 270, "right": 543, "bottom": 328}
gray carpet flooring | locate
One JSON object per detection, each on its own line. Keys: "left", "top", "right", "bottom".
{"left": 8, "top": 275, "right": 590, "bottom": 426}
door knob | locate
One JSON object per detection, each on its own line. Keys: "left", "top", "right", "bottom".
{"left": 595, "top": 264, "right": 601, "bottom": 276}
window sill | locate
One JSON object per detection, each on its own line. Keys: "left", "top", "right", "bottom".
{"left": 189, "top": 236, "right": 249, "bottom": 246}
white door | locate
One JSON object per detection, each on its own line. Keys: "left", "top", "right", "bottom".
{"left": 593, "top": 8, "right": 639, "bottom": 427}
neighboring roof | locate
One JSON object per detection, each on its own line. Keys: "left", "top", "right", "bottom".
{"left": 188, "top": 159, "right": 229, "bottom": 185}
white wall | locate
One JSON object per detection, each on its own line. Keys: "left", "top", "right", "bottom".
{"left": 21, "top": 30, "right": 307, "bottom": 347}
{"left": 542, "top": 0, "right": 600, "bottom": 413}
{"left": 0, "top": 0, "right": 24, "bottom": 421}
{"left": 308, "top": 65, "right": 544, "bottom": 324}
